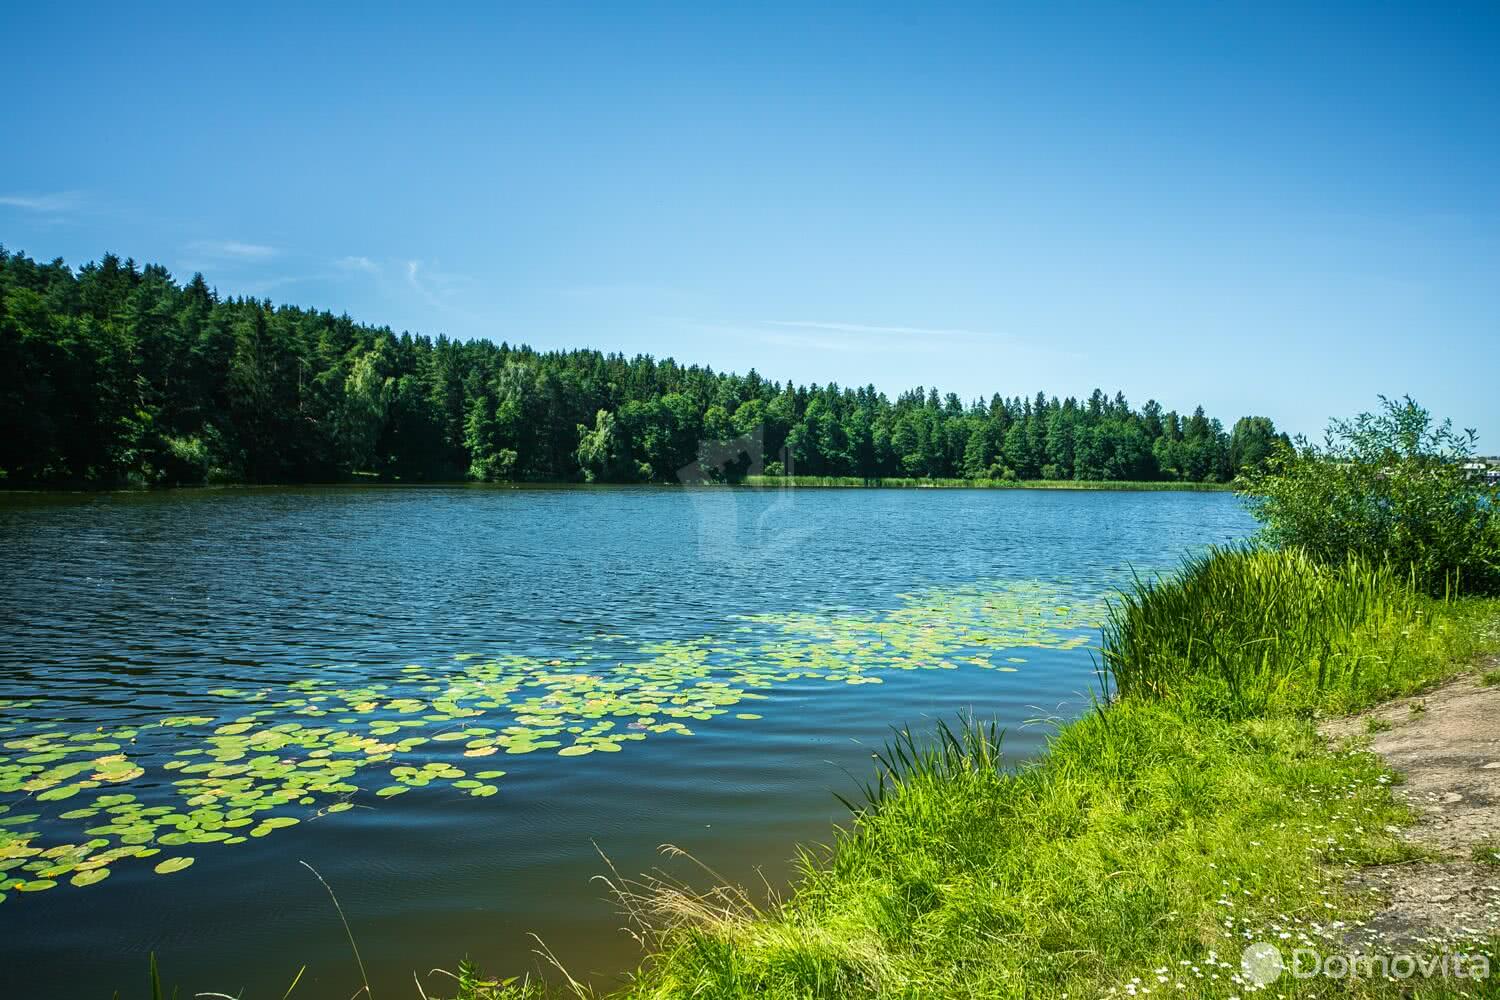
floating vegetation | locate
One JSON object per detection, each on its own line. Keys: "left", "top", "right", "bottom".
{"left": 0, "top": 579, "right": 1101, "bottom": 903}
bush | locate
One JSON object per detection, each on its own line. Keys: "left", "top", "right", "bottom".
{"left": 1235, "top": 396, "right": 1500, "bottom": 595}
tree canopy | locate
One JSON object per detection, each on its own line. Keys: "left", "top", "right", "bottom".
{"left": 0, "top": 247, "right": 1284, "bottom": 487}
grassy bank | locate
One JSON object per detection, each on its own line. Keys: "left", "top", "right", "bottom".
{"left": 452, "top": 548, "right": 1500, "bottom": 999}
{"left": 741, "top": 475, "right": 1233, "bottom": 491}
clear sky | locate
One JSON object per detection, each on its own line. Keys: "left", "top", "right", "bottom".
{"left": 2, "top": 2, "right": 1496, "bottom": 441}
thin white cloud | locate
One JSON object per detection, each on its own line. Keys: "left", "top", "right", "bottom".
{"left": 187, "top": 239, "right": 280, "bottom": 260}
{"left": 0, "top": 191, "right": 85, "bottom": 213}
{"left": 561, "top": 281, "right": 701, "bottom": 304}
{"left": 684, "top": 317, "right": 1086, "bottom": 364}
{"left": 687, "top": 321, "right": 906, "bottom": 355}
{"left": 765, "top": 319, "right": 997, "bottom": 340}
{"left": 336, "top": 255, "right": 381, "bottom": 274}
{"left": 760, "top": 329, "right": 896, "bottom": 353}
{"left": 406, "top": 259, "right": 479, "bottom": 322}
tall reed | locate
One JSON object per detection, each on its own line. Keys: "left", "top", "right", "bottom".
{"left": 1101, "top": 545, "right": 1464, "bottom": 717}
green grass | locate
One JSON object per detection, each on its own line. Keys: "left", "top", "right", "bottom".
{"left": 1481, "top": 669, "right": 1500, "bottom": 687}
{"left": 441, "top": 548, "right": 1500, "bottom": 999}
{"left": 1101, "top": 545, "right": 1489, "bottom": 719}
{"left": 741, "top": 475, "right": 1232, "bottom": 491}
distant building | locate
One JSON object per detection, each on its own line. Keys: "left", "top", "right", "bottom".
{"left": 1464, "top": 460, "right": 1500, "bottom": 484}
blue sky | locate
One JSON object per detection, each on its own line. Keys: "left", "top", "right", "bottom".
{"left": 2, "top": 2, "right": 1496, "bottom": 442}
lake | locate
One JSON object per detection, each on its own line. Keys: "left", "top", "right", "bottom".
{"left": 0, "top": 486, "right": 1253, "bottom": 997}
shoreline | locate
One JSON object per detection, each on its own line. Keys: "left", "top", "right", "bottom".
{"left": 0, "top": 477, "right": 1235, "bottom": 496}
{"left": 454, "top": 550, "right": 1499, "bottom": 1000}
{"left": 741, "top": 475, "right": 1233, "bottom": 491}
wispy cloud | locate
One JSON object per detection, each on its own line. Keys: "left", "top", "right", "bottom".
{"left": 0, "top": 191, "right": 86, "bottom": 213}
{"left": 406, "top": 259, "right": 479, "bottom": 322}
{"left": 683, "top": 317, "right": 1085, "bottom": 364}
{"left": 683, "top": 321, "right": 912, "bottom": 355}
{"left": 561, "top": 281, "right": 701, "bottom": 304}
{"left": 406, "top": 259, "right": 429, "bottom": 297}
{"left": 186, "top": 239, "right": 280, "bottom": 260}
{"left": 336, "top": 255, "right": 381, "bottom": 274}
{"left": 759, "top": 328, "right": 892, "bottom": 353}
{"left": 765, "top": 319, "right": 998, "bottom": 340}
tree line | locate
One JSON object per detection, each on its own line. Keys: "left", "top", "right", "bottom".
{"left": 0, "top": 248, "right": 1288, "bottom": 487}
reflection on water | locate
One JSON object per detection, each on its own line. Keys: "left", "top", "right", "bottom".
{"left": 0, "top": 485, "right": 1251, "bottom": 996}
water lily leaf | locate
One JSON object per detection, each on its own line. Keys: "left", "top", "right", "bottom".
{"left": 154, "top": 857, "right": 194, "bottom": 875}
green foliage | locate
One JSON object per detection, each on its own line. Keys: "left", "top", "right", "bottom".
{"left": 1101, "top": 545, "right": 1486, "bottom": 718}
{"left": 1, "top": 246, "right": 1260, "bottom": 487}
{"left": 575, "top": 408, "right": 640, "bottom": 482}
{"left": 1227, "top": 414, "right": 1286, "bottom": 474}
{"left": 1236, "top": 396, "right": 1500, "bottom": 595}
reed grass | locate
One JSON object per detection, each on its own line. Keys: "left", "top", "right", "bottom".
{"left": 1100, "top": 545, "right": 1490, "bottom": 718}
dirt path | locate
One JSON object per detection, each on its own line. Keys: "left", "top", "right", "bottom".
{"left": 1321, "top": 665, "right": 1500, "bottom": 951}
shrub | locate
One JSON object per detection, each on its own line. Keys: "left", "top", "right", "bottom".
{"left": 1234, "top": 396, "right": 1500, "bottom": 595}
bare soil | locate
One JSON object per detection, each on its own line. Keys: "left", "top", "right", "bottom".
{"left": 1321, "top": 666, "right": 1500, "bottom": 951}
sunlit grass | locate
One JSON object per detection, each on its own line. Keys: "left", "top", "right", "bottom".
{"left": 1101, "top": 545, "right": 1493, "bottom": 718}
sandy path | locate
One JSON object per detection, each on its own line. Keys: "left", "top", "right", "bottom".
{"left": 1321, "top": 666, "right": 1500, "bottom": 951}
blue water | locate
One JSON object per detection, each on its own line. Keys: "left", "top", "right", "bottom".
{"left": 0, "top": 485, "right": 1253, "bottom": 997}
